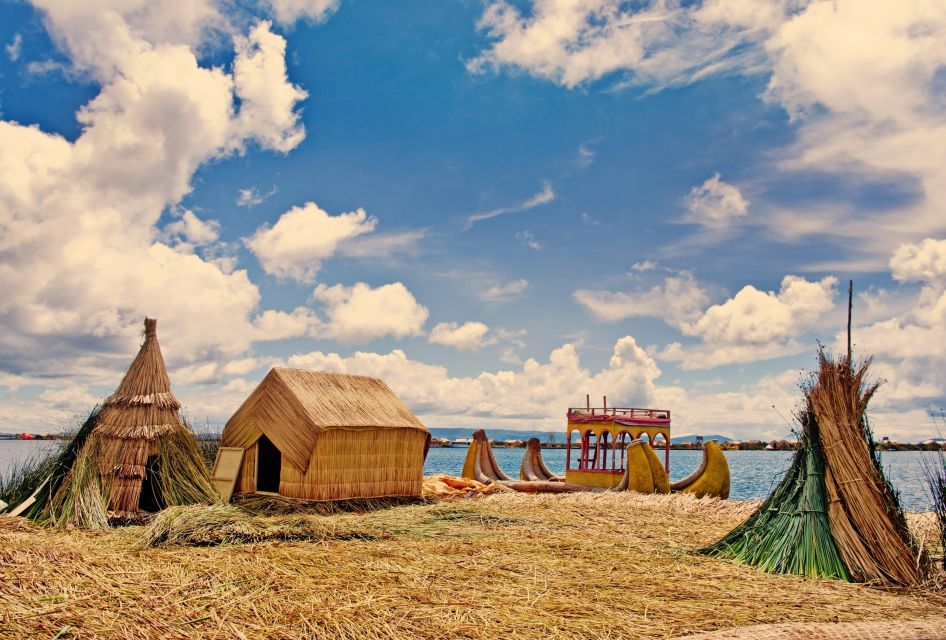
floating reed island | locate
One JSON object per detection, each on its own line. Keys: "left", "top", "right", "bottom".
{"left": 2, "top": 492, "right": 944, "bottom": 639}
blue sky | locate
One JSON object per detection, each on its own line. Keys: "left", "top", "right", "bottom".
{"left": 1, "top": 0, "right": 944, "bottom": 440}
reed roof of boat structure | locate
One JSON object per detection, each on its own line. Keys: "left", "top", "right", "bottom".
{"left": 14, "top": 318, "right": 216, "bottom": 527}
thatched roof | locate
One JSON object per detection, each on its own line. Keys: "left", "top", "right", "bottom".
{"left": 222, "top": 368, "right": 428, "bottom": 472}
{"left": 95, "top": 318, "right": 184, "bottom": 440}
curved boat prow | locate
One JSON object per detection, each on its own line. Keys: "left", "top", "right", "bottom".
{"left": 614, "top": 440, "right": 670, "bottom": 494}
{"left": 520, "top": 438, "right": 563, "bottom": 482}
{"left": 462, "top": 429, "right": 514, "bottom": 484}
{"left": 669, "top": 440, "right": 730, "bottom": 499}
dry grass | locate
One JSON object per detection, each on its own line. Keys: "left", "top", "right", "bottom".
{"left": 1, "top": 493, "right": 944, "bottom": 640}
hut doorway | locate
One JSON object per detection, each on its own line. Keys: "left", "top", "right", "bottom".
{"left": 257, "top": 435, "right": 281, "bottom": 493}
{"left": 138, "top": 455, "right": 164, "bottom": 512}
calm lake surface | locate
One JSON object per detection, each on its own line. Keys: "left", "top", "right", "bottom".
{"left": 1, "top": 440, "right": 938, "bottom": 511}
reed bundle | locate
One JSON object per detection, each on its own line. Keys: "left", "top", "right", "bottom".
{"left": 2, "top": 493, "right": 942, "bottom": 640}
{"left": 705, "top": 352, "right": 922, "bottom": 586}
{"left": 810, "top": 354, "right": 919, "bottom": 584}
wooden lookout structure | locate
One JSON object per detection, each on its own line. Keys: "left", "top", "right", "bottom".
{"left": 565, "top": 396, "right": 671, "bottom": 490}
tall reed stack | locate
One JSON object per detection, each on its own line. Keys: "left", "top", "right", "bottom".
{"left": 20, "top": 318, "right": 217, "bottom": 527}
{"left": 704, "top": 352, "right": 922, "bottom": 585}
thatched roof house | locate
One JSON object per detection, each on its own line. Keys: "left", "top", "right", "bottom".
{"left": 221, "top": 368, "right": 430, "bottom": 501}
{"left": 22, "top": 318, "right": 216, "bottom": 527}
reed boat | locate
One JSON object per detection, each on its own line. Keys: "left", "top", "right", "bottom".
{"left": 670, "top": 440, "right": 730, "bottom": 499}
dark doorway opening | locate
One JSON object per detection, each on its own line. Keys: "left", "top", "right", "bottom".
{"left": 257, "top": 435, "right": 281, "bottom": 493}
{"left": 138, "top": 455, "right": 164, "bottom": 512}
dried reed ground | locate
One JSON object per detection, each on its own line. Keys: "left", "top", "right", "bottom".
{"left": 1, "top": 493, "right": 943, "bottom": 640}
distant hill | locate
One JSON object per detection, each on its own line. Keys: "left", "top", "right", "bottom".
{"left": 427, "top": 428, "right": 733, "bottom": 444}
{"left": 428, "top": 428, "right": 565, "bottom": 442}
{"left": 670, "top": 434, "right": 733, "bottom": 444}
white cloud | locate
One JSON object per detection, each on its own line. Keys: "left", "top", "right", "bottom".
{"left": 831, "top": 239, "right": 946, "bottom": 418}
{"left": 252, "top": 307, "right": 319, "bottom": 341}
{"left": 515, "top": 229, "right": 542, "bottom": 250}
{"left": 655, "top": 275, "right": 838, "bottom": 369}
{"left": 233, "top": 20, "right": 308, "bottom": 153}
{"left": 0, "top": 4, "right": 316, "bottom": 382}
{"left": 429, "top": 321, "right": 492, "bottom": 351}
{"left": 683, "top": 173, "right": 748, "bottom": 228}
{"left": 580, "top": 212, "right": 600, "bottom": 226}
{"left": 685, "top": 275, "right": 837, "bottom": 344}
{"left": 312, "top": 282, "right": 429, "bottom": 343}
{"left": 266, "top": 0, "right": 339, "bottom": 25}
{"left": 469, "top": 2, "right": 946, "bottom": 262}
{"left": 465, "top": 181, "right": 555, "bottom": 228}
{"left": 236, "top": 186, "right": 276, "bottom": 208}
{"left": 5, "top": 33, "right": 21, "bottom": 62}
{"left": 468, "top": 0, "right": 782, "bottom": 89}
{"left": 577, "top": 142, "right": 596, "bottom": 168}
{"left": 287, "top": 335, "right": 660, "bottom": 428}
{"left": 244, "top": 202, "right": 377, "bottom": 282}
{"left": 890, "top": 238, "right": 946, "bottom": 283}
{"left": 480, "top": 278, "right": 529, "bottom": 301}
{"left": 162, "top": 209, "right": 221, "bottom": 249}
{"left": 339, "top": 229, "right": 426, "bottom": 259}
{"left": 574, "top": 272, "right": 709, "bottom": 327}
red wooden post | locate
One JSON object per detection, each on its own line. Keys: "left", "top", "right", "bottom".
{"left": 664, "top": 436, "right": 670, "bottom": 473}
{"left": 565, "top": 429, "right": 572, "bottom": 471}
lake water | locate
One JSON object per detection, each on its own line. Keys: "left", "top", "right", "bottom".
{"left": 1, "top": 440, "right": 939, "bottom": 511}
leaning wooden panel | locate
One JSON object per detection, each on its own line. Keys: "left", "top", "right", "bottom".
{"left": 211, "top": 447, "right": 245, "bottom": 503}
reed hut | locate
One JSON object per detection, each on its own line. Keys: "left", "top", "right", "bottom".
{"left": 21, "top": 318, "right": 217, "bottom": 527}
{"left": 220, "top": 369, "right": 430, "bottom": 501}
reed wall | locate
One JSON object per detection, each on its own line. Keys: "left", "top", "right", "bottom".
{"left": 278, "top": 427, "right": 428, "bottom": 501}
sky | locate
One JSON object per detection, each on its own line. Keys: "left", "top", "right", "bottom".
{"left": 0, "top": 0, "right": 944, "bottom": 441}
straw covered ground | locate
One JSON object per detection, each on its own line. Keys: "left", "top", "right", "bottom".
{"left": 1, "top": 492, "right": 944, "bottom": 640}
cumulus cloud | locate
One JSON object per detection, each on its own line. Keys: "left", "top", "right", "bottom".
{"left": 574, "top": 272, "right": 709, "bottom": 327}
{"left": 683, "top": 173, "right": 748, "bottom": 228}
{"left": 266, "top": 0, "right": 339, "bottom": 25}
{"left": 836, "top": 239, "right": 946, "bottom": 418}
{"left": 312, "top": 282, "right": 429, "bottom": 343}
{"left": 0, "top": 3, "right": 314, "bottom": 383}
{"left": 656, "top": 275, "right": 838, "bottom": 369}
{"left": 480, "top": 278, "right": 529, "bottom": 301}
{"left": 233, "top": 21, "right": 308, "bottom": 153}
{"left": 428, "top": 321, "right": 492, "bottom": 351}
{"left": 162, "top": 209, "right": 221, "bottom": 249}
{"left": 465, "top": 181, "right": 555, "bottom": 228}
{"left": 287, "top": 335, "right": 660, "bottom": 427}
{"left": 245, "top": 202, "right": 377, "bottom": 282}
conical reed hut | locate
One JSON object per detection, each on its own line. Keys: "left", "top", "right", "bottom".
{"left": 20, "top": 318, "right": 217, "bottom": 527}
{"left": 220, "top": 368, "right": 431, "bottom": 501}
{"left": 704, "top": 352, "right": 922, "bottom": 585}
